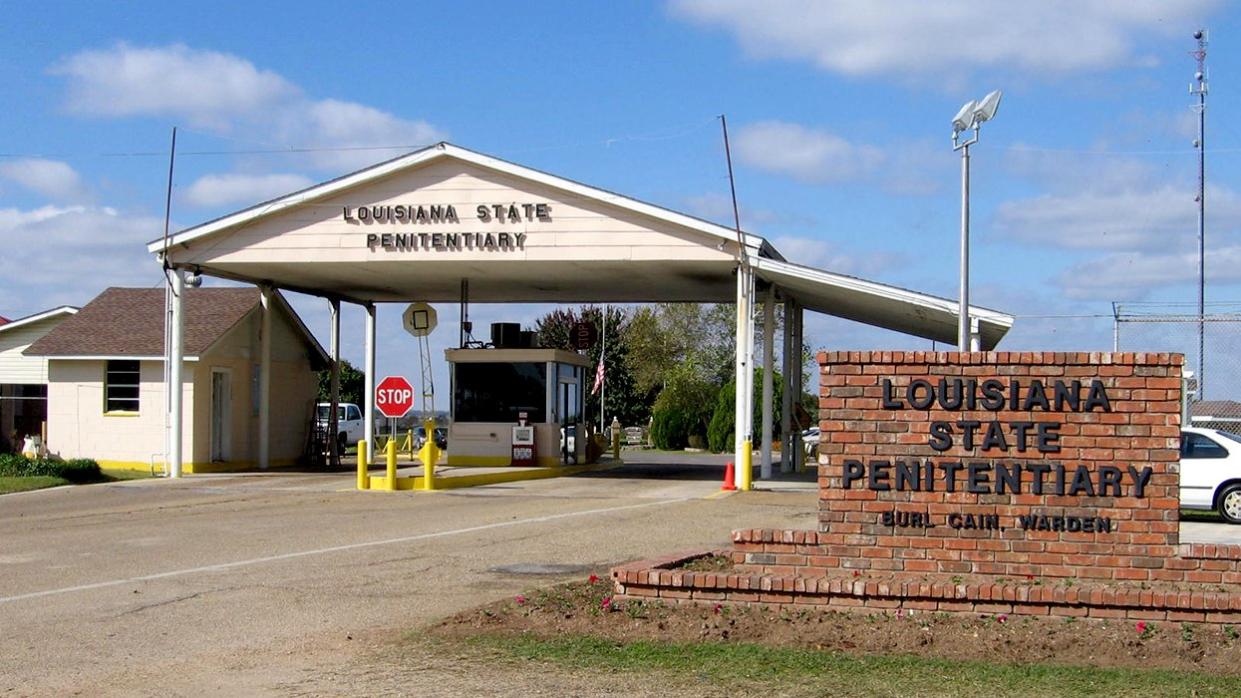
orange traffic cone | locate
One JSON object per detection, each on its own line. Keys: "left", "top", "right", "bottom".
{"left": 721, "top": 461, "right": 737, "bottom": 491}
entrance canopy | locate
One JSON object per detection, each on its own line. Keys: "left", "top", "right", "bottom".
{"left": 148, "top": 142, "right": 1012, "bottom": 346}
{"left": 148, "top": 141, "right": 1014, "bottom": 482}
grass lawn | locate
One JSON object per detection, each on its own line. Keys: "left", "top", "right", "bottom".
{"left": 0, "top": 468, "right": 153, "bottom": 495}
{"left": 0, "top": 475, "right": 70, "bottom": 494}
{"left": 461, "top": 634, "right": 1240, "bottom": 697}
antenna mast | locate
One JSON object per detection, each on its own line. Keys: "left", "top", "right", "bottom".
{"left": 1191, "top": 30, "right": 1208, "bottom": 400}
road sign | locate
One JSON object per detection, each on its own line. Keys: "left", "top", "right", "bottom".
{"left": 571, "top": 321, "right": 598, "bottom": 349}
{"left": 403, "top": 302, "right": 438, "bottom": 337}
{"left": 375, "top": 375, "right": 415, "bottom": 418}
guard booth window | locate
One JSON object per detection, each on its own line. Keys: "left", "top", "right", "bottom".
{"left": 454, "top": 362, "right": 546, "bottom": 422}
{"left": 104, "top": 360, "right": 140, "bottom": 413}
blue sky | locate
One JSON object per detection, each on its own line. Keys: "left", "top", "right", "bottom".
{"left": 3, "top": 1, "right": 1239, "bottom": 403}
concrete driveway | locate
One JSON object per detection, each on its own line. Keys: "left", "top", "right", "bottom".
{"left": 2, "top": 451, "right": 1234, "bottom": 696}
{"left": 0, "top": 453, "right": 815, "bottom": 696}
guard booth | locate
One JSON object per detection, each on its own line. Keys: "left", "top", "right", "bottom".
{"left": 446, "top": 345, "right": 589, "bottom": 467}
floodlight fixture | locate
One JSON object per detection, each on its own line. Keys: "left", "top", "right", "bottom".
{"left": 949, "top": 88, "right": 1004, "bottom": 351}
{"left": 951, "top": 100, "right": 976, "bottom": 134}
{"left": 973, "top": 90, "right": 1003, "bottom": 124}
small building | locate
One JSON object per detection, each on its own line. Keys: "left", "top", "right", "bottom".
{"left": 0, "top": 306, "right": 79, "bottom": 452}
{"left": 25, "top": 287, "right": 328, "bottom": 472}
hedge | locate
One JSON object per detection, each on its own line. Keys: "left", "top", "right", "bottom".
{"left": 0, "top": 453, "right": 102, "bottom": 483}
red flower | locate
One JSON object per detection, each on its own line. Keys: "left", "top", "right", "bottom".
{"left": 1136, "top": 621, "right": 1147, "bottom": 634}
{"left": 589, "top": 574, "right": 600, "bottom": 584}
{"left": 713, "top": 603, "right": 723, "bottom": 614}
{"left": 515, "top": 594, "right": 527, "bottom": 605}
{"left": 997, "top": 614, "right": 1008, "bottom": 623}
{"left": 852, "top": 570, "right": 861, "bottom": 577}
{"left": 601, "top": 596, "right": 613, "bottom": 610}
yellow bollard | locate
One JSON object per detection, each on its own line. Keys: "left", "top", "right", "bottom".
{"left": 419, "top": 417, "right": 437, "bottom": 490}
{"left": 739, "top": 439, "right": 753, "bottom": 490}
{"left": 357, "top": 440, "right": 369, "bottom": 490}
{"left": 385, "top": 439, "right": 397, "bottom": 491}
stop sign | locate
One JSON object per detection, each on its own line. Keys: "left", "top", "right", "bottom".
{"left": 375, "top": 376, "right": 415, "bottom": 418}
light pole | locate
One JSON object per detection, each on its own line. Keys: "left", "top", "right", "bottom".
{"left": 951, "top": 90, "right": 1002, "bottom": 352}
{"left": 1190, "top": 29, "right": 1208, "bottom": 399}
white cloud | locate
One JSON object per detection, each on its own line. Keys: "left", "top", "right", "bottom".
{"left": 0, "top": 205, "right": 164, "bottom": 317}
{"left": 183, "top": 173, "right": 314, "bottom": 208}
{"left": 731, "top": 121, "right": 942, "bottom": 193}
{"left": 671, "top": 0, "right": 1216, "bottom": 78}
{"left": 770, "top": 234, "right": 907, "bottom": 277}
{"left": 0, "top": 158, "right": 90, "bottom": 202}
{"left": 994, "top": 180, "right": 1241, "bottom": 252}
{"left": 52, "top": 43, "right": 446, "bottom": 171}
{"left": 735, "top": 121, "right": 883, "bottom": 183}
{"left": 52, "top": 43, "right": 299, "bottom": 128}
{"left": 1055, "top": 245, "right": 1241, "bottom": 300}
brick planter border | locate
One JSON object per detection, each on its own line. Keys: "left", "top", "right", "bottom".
{"left": 611, "top": 542, "right": 1241, "bottom": 624}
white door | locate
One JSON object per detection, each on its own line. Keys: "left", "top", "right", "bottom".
{"left": 211, "top": 369, "right": 231, "bottom": 462}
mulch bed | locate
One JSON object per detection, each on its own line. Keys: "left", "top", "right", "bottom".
{"left": 432, "top": 575, "right": 1241, "bottom": 676}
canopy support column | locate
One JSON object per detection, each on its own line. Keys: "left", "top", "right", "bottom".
{"left": 258, "top": 285, "right": 272, "bottom": 469}
{"left": 328, "top": 298, "right": 341, "bottom": 468}
{"left": 734, "top": 264, "right": 754, "bottom": 490}
{"left": 364, "top": 303, "right": 376, "bottom": 464}
{"left": 781, "top": 298, "right": 794, "bottom": 473}
{"left": 793, "top": 302, "right": 805, "bottom": 471}
{"left": 168, "top": 269, "right": 185, "bottom": 478}
{"left": 760, "top": 285, "right": 775, "bottom": 480}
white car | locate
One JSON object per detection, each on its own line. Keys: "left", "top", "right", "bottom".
{"left": 317, "top": 402, "right": 365, "bottom": 452}
{"left": 1179, "top": 426, "right": 1241, "bottom": 524}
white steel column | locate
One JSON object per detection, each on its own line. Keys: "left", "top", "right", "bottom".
{"left": 760, "top": 285, "right": 775, "bottom": 480}
{"left": 729, "top": 263, "right": 749, "bottom": 486}
{"left": 328, "top": 298, "right": 341, "bottom": 468}
{"left": 258, "top": 285, "right": 272, "bottom": 470}
{"left": 969, "top": 317, "right": 981, "bottom": 352}
{"left": 794, "top": 303, "right": 805, "bottom": 470}
{"left": 168, "top": 269, "right": 185, "bottom": 478}
{"left": 364, "top": 303, "right": 376, "bottom": 464}
{"left": 781, "top": 299, "right": 794, "bottom": 473}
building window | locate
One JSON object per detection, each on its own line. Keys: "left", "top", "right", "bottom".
{"left": 104, "top": 360, "right": 140, "bottom": 412}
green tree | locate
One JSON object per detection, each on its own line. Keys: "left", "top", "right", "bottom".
{"left": 316, "top": 358, "right": 365, "bottom": 406}
{"left": 649, "top": 359, "right": 718, "bottom": 449}
{"left": 705, "top": 368, "right": 784, "bottom": 453}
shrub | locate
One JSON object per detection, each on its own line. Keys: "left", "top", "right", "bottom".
{"left": 0, "top": 454, "right": 102, "bottom": 482}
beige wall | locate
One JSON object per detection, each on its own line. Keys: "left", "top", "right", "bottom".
{"left": 179, "top": 158, "right": 736, "bottom": 266}
{"left": 46, "top": 359, "right": 189, "bottom": 468}
{"left": 190, "top": 305, "right": 318, "bottom": 466}
{"left": 46, "top": 302, "right": 318, "bottom": 470}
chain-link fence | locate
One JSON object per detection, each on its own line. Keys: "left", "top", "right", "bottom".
{"left": 1113, "top": 302, "right": 1241, "bottom": 433}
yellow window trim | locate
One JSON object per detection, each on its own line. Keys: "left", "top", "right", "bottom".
{"left": 103, "top": 410, "right": 141, "bottom": 417}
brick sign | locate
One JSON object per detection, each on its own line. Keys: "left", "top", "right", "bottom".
{"left": 818, "top": 352, "right": 1181, "bottom": 579}
{"left": 613, "top": 351, "right": 1241, "bottom": 624}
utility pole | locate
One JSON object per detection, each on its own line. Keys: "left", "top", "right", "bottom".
{"left": 1191, "top": 29, "right": 1208, "bottom": 399}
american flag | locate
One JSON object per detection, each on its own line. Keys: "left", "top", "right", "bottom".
{"left": 592, "top": 358, "right": 605, "bottom": 395}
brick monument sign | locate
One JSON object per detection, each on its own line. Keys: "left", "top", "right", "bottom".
{"left": 614, "top": 352, "right": 1241, "bottom": 623}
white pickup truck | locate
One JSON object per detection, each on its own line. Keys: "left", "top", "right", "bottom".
{"left": 317, "top": 402, "right": 365, "bottom": 451}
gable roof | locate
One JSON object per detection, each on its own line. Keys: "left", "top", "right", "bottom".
{"left": 147, "top": 141, "right": 776, "bottom": 259}
{"left": 24, "top": 287, "right": 328, "bottom": 367}
{"left": 0, "top": 306, "right": 78, "bottom": 335}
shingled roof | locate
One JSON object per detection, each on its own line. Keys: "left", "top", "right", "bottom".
{"left": 25, "top": 287, "right": 324, "bottom": 366}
